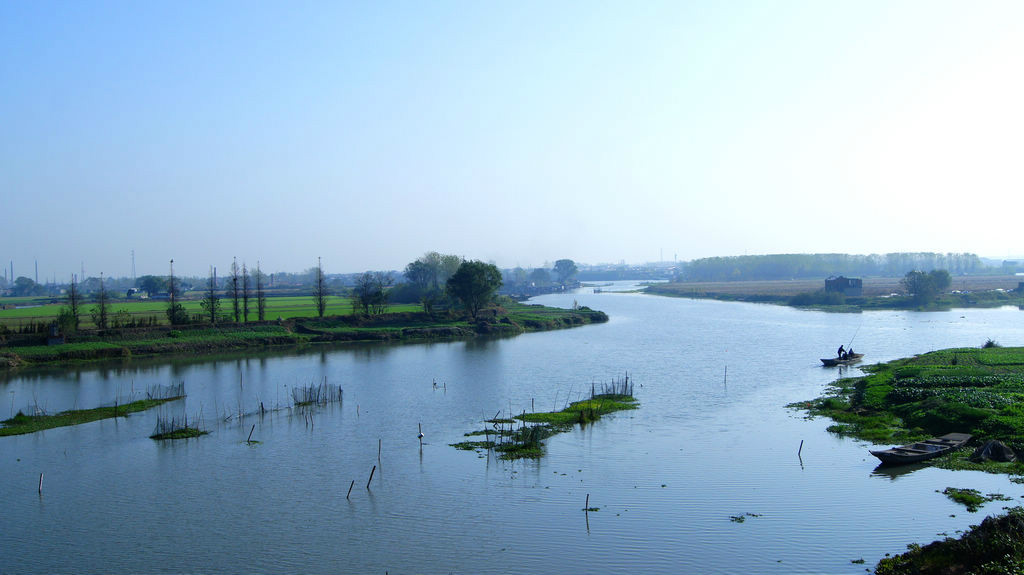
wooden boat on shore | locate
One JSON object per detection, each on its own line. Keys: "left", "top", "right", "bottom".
{"left": 869, "top": 433, "right": 972, "bottom": 465}
{"left": 820, "top": 353, "right": 863, "bottom": 366}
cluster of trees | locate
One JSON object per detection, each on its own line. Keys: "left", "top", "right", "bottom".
{"left": 45, "top": 252, "right": 580, "bottom": 332}
{"left": 305, "top": 253, "right": 506, "bottom": 321}
{"left": 8, "top": 277, "right": 48, "bottom": 297}
{"left": 500, "top": 259, "right": 579, "bottom": 293}
{"left": 199, "top": 258, "right": 269, "bottom": 325}
{"left": 57, "top": 273, "right": 137, "bottom": 332}
{"left": 901, "top": 269, "right": 952, "bottom": 305}
{"left": 682, "top": 253, "right": 982, "bottom": 282}
{"left": 388, "top": 252, "right": 505, "bottom": 319}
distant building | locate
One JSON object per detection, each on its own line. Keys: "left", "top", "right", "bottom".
{"left": 825, "top": 276, "right": 862, "bottom": 296}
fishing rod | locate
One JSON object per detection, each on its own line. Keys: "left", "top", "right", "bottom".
{"left": 847, "top": 319, "right": 863, "bottom": 349}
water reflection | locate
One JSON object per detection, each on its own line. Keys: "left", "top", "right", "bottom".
{"left": 3, "top": 290, "right": 1024, "bottom": 574}
{"left": 871, "top": 462, "right": 931, "bottom": 480}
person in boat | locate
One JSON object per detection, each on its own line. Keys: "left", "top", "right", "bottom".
{"left": 837, "top": 345, "right": 845, "bottom": 358}
{"left": 847, "top": 347, "right": 854, "bottom": 359}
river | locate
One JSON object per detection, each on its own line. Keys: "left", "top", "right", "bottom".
{"left": 2, "top": 284, "right": 1024, "bottom": 574}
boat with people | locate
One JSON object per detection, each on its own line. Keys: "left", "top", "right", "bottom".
{"left": 820, "top": 353, "right": 864, "bottom": 366}
{"left": 869, "top": 432, "right": 972, "bottom": 465}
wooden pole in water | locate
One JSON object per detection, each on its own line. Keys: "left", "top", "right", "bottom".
{"left": 366, "top": 465, "right": 376, "bottom": 490}
{"left": 247, "top": 424, "right": 255, "bottom": 443}
{"left": 798, "top": 439, "right": 804, "bottom": 457}
{"left": 418, "top": 423, "right": 424, "bottom": 447}
{"left": 346, "top": 480, "right": 355, "bottom": 500}
{"left": 585, "top": 493, "right": 590, "bottom": 511}
{"left": 378, "top": 438, "right": 382, "bottom": 463}
{"left": 38, "top": 472, "right": 43, "bottom": 495}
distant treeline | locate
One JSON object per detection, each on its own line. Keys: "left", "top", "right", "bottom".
{"left": 679, "top": 252, "right": 983, "bottom": 282}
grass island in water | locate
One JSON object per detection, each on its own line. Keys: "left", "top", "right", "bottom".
{"left": 452, "top": 375, "right": 638, "bottom": 460}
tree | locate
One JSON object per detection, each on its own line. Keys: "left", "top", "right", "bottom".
{"left": 403, "top": 259, "right": 441, "bottom": 314}
{"left": 59, "top": 274, "right": 82, "bottom": 333}
{"left": 136, "top": 275, "right": 167, "bottom": 296}
{"left": 12, "top": 276, "right": 43, "bottom": 296}
{"left": 312, "top": 257, "right": 328, "bottom": 317}
{"left": 255, "top": 262, "right": 267, "bottom": 322}
{"left": 446, "top": 260, "right": 502, "bottom": 320}
{"left": 353, "top": 271, "right": 391, "bottom": 315}
{"left": 553, "top": 259, "right": 578, "bottom": 285}
{"left": 166, "top": 259, "right": 187, "bottom": 325}
{"left": 529, "top": 268, "right": 551, "bottom": 286}
{"left": 901, "top": 269, "right": 952, "bottom": 305}
{"left": 230, "top": 258, "right": 241, "bottom": 323}
{"left": 242, "top": 262, "right": 251, "bottom": 323}
{"left": 200, "top": 266, "right": 221, "bottom": 325}
{"left": 90, "top": 273, "right": 110, "bottom": 330}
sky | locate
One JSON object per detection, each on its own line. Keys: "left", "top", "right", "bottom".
{"left": 2, "top": 1, "right": 1022, "bottom": 281}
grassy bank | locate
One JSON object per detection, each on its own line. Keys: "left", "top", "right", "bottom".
{"left": 793, "top": 345, "right": 1024, "bottom": 459}
{"left": 1, "top": 302, "right": 608, "bottom": 368}
{"left": 1, "top": 396, "right": 182, "bottom": 436}
{"left": 452, "top": 377, "right": 637, "bottom": 460}
{"left": 875, "top": 506, "right": 1024, "bottom": 574}
{"left": 796, "top": 346, "right": 1024, "bottom": 572}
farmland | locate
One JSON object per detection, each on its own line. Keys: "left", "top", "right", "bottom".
{"left": 0, "top": 299, "right": 609, "bottom": 367}
{"left": 646, "top": 275, "right": 1023, "bottom": 310}
{"left": 0, "top": 295, "right": 422, "bottom": 330}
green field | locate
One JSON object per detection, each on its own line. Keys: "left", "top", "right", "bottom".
{"left": 0, "top": 295, "right": 421, "bottom": 329}
{"left": 0, "top": 301, "right": 609, "bottom": 367}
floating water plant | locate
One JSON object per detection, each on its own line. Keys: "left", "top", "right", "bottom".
{"left": 940, "top": 487, "right": 1012, "bottom": 512}
{"left": 729, "top": 513, "right": 763, "bottom": 523}
{"left": 451, "top": 374, "right": 638, "bottom": 460}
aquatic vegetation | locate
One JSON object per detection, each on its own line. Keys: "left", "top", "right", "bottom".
{"left": 940, "top": 487, "right": 1012, "bottom": 512}
{"left": 150, "top": 412, "right": 207, "bottom": 440}
{"left": 291, "top": 379, "right": 343, "bottom": 406}
{"left": 1, "top": 395, "right": 184, "bottom": 437}
{"left": 451, "top": 375, "right": 638, "bottom": 460}
{"left": 150, "top": 427, "right": 207, "bottom": 440}
{"left": 729, "top": 513, "right": 762, "bottom": 523}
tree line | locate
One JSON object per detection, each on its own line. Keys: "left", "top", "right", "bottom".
{"left": 680, "top": 252, "right": 982, "bottom": 282}
{"left": 49, "top": 253, "right": 580, "bottom": 332}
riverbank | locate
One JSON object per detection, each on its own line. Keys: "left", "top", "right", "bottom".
{"left": 794, "top": 345, "right": 1024, "bottom": 459}
{"left": 0, "top": 302, "right": 608, "bottom": 368}
{"left": 796, "top": 346, "right": 1024, "bottom": 572}
{"left": 645, "top": 275, "right": 1023, "bottom": 311}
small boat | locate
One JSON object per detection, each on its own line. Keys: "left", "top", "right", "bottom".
{"left": 869, "top": 432, "right": 972, "bottom": 465}
{"left": 820, "top": 353, "right": 863, "bottom": 366}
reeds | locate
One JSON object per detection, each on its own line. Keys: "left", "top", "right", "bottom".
{"left": 291, "top": 377, "right": 343, "bottom": 407}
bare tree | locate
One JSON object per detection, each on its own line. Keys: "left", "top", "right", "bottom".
{"left": 60, "top": 273, "right": 82, "bottom": 332}
{"left": 166, "top": 259, "right": 187, "bottom": 325}
{"left": 312, "top": 257, "right": 328, "bottom": 318}
{"left": 255, "top": 262, "right": 267, "bottom": 321}
{"left": 242, "top": 262, "right": 250, "bottom": 323}
{"left": 230, "top": 257, "right": 241, "bottom": 323}
{"left": 353, "top": 271, "right": 391, "bottom": 315}
{"left": 200, "top": 266, "right": 221, "bottom": 325}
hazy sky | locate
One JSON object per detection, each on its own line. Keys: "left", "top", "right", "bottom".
{"left": 3, "top": 1, "right": 1022, "bottom": 280}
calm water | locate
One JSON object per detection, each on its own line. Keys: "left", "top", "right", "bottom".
{"left": 2, "top": 285, "right": 1024, "bottom": 574}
